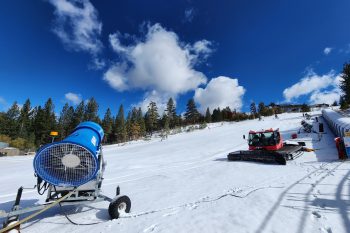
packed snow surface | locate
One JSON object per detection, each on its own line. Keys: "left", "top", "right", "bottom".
{"left": 1, "top": 111, "right": 349, "bottom": 233}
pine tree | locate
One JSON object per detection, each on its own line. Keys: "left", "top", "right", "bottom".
{"left": 145, "top": 101, "right": 159, "bottom": 135}
{"left": 212, "top": 108, "right": 222, "bottom": 122}
{"left": 340, "top": 62, "right": 350, "bottom": 103}
{"left": 184, "top": 98, "right": 200, "bottom": 124}
{"left": 2, "top": 102, "right": 20, "bottom": 138}
{"left": 110, "top": 116, "right": 117, "bottom": 143}
{"left": 340, "top": 96, "right": 349, "bottom": 110}
{"left": 58, "top": 103, "right": 74, "bottom": 139}
{"left": 32, "top": 106, "right": 46, "bottom": 146}
{"left": 102, "top": 108, "right": 113, "bottom": 143}
{"left": 332, "top": 100, "right": 338, "bottom": 106}
{"left": 115, "top": 104, "right": 127, "bottom": 143}
{"left": 301, "top": 103, "right": 310, "bottom": 112}
{"left": 18, "top": 99, "right": 32, "bottom": 139}
{"left": 129, "top": 107, "right": 141, "bottom": 140}
{"left": 0, "top": 113, "right": 5, "bottom": 137}
{"left": 250, "top": 102, "right": 257, "bottom": 118}
{"left": 66, "top": 106, "right": 75, "bottom": 134}
{"left": 72, "top": 101, "right": 85, "bottom": 128}
{"left": 41, "top": 98, "right": 57, "bottom": 144}
{"left": 125, "top": 111, "right": 132, "bottom": 140}
{"left": 164, "top": 114, "right": 170, "bottom": 133}
{"left": 166, "top": 98, "right": 177, "bottom": 128}
{"left": 84, "top": 97, "right": 99, "bottom": 122}
{"left": 222, "top": 107, "right": 232, "bottom": 121}
{"left": 205, "top": 107, "right": 211, "bottom": 123}
{"left": 161, "top": 114, "right": 170, "bottom": 139}
{"left": 44, "top": 98, "right": 57, "bottom": 130}
{"left": 137, "top": 108, "right": 146, "bottom": 137}
{"left": 30, "top": 98, "right": 57, "bottom": 146}
{"left": 258, "top": 102, "right": 267, "bottom": 116}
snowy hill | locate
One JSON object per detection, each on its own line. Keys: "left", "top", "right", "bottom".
{"left": 1, "top": 111, "right": 349, "bottom": 233}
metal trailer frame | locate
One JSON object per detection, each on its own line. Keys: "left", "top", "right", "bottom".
{"left": 0, "top": 147, "right": 131, "bottom": 228}
{"left": 0, "top": 186, "right": 119, "bottom": 220}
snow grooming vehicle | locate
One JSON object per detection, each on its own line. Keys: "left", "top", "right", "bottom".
{"left": 0, "top": 122, "right": 131, "bottom": 233}
{"left": 227, "top": 128, "right": 305, "bottom": 165}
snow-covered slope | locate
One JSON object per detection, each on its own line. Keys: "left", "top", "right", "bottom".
{"left": 1, "top": 112, "right": 349, "bottom": 233}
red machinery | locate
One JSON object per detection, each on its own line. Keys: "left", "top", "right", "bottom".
{"left": 228, "top": 129, "right": 305, "bottom": 165}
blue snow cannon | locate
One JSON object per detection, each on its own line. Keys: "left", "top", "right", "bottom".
{"left": 34, "top": 122, "right": 104, "bottom": 187}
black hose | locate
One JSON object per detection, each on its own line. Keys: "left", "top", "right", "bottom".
{"left": 36, "top": 177, "right": 50, "bottom": 195}
{"left": 53, "top": 186, "right": 105, "bottom": 226}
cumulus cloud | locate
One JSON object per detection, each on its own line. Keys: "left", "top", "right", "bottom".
{"left": 187, "top": 40, "right": 213, "bottom": 63}
{"left": 184, "top": 8, "right": 195, "bottom": 23}
{"left": 323, "top": 47, "right": 332, "bottom": 55}
{"left": 104, "top": 23, "right": 212, "bottom": 109}
{"left": 103, "top": 63, "right": 129, "bottom": 91}
{"left": 194, "top": 76, "right": 246, "bottom": 113}
{"left": 134, "top": 90, "right": 170, "bottom": 114}
{"left": 283, "top": 70, "right": 342, "bottom": 104}
{"left": 65, "top": 92, "right": 82, "bottom": 105}
{"left": 89, "top": 57, "right": 106, "bottom": 70}
{"left": 310, "top": 74, "right": 342, "bottom": 104}
{"left": 283, "top": 70, "right": 337, "bottom": 102}
{"left": 309, "top": 90, "right": 340, "bottom": 105}
{"left": 48, "top": 0, "right": 103, "bottom": 55}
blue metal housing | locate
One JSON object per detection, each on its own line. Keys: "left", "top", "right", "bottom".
{"left": 63, "top": 121, "right": 104, "bottom": 154}
{"left": 33, "top": 122, "right": 104, "bottom": 187}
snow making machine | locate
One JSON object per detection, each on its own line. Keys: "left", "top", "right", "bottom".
{"left": 0, "top": 122, "right": 131, "bottom": 233}
{"left": 227, "top": 128, "right": 305, "bottom": 165}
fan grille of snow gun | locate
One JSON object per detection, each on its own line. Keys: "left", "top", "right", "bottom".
{"left": 34, "top": 121, "right": 104, "bottom": 187}
{"left": 34, "top": 142, "right": 98, "bottom": 187}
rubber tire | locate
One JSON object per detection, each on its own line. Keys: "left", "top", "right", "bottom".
{"left": 108, "top": 195, "right": 131, "bottom": 219}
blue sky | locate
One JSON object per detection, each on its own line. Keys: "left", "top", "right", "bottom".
{"left": 1, "top": 0, "right": 350, "bottom": 116}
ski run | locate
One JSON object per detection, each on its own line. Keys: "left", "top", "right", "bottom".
{"left": 1, "top": 111, "right": 349, "bottom": 233}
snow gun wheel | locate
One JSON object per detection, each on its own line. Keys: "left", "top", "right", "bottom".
{"left": 108, "top": 195, "right": 131, "bottom": 219}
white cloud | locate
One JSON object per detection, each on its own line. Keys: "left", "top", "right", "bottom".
{"left": 88, "top": 57, "right": 106, "bottom": 70}
{"left": 134, "top": 90, "right": 170, "bottom": 114}
{"left": 65, "top": 92, "right": 82, "bottom": 105}
{"left": 0, "top": 97, "right": 6, "bottom": 105}
{"left": 0, "top": 97, "right": 7, "bottom": 110}
{"left": 309, "top": 90, "right": 340, "bottom": 105}
{"left": 323, "top": 47, "right": 332, "bottom": 55}
{"left": 187, "top": 40, "right": 213, "bottom": 63}
{"left": 192, "top": 40, "right": 212, "bottom": 55}
{"left": 184, "top": 8, "right": 195, "bottom": 23}
{"left": 309, "top": 74, "right": 342, "bottom": 105}
{"left": 103, "top": 64, "right": 129, "bottom": 91}
{"left": 283, "top": 70, "right": 342, "bottom": 104}
{"left": 104, "top": 23, "right": 212, "bottom": 108}
{"left": 109, "top": 33, "right": 131, "bottom": 54}
{"left": 48, "top": 0, "right": 103, "bottom": 55}
{"left": 335, "top": 74, "right": 343, "bottom": 86}
{"left": 283, "top": 70, "right": 336, "bottom": 102}
{"left": 194, "top": 76, "right": 246, "bottom": 113}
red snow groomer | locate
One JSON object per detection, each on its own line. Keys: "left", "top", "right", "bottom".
{"left": 227, "top": 128, "right": 305, "bottom": 165}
